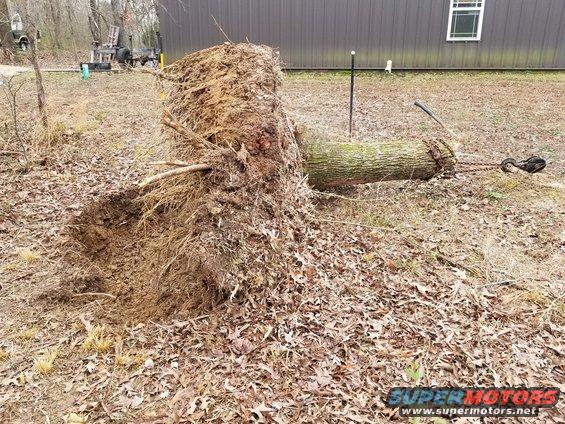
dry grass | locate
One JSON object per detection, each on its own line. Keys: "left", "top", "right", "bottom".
{"left": 0, "top": 348, "right": 9, "bottom": 361}
{"left": 66, "top": 412, "right": 88, "bottom": 424}
{"left": 70, "top": 321, "right": 85, "bottom": 333}
{"left": 16, "top": 327, "right": 38, "bottom": 341}
{"left": 34, "top": 347, "right": 58, "bottom": 375}
{"left": 40, "top": 121, "right": 68, "bottom": 145}
{"left": 16, "top": 248, "right": 40, "bottom": 263}
{"left": 81, "top": 325, "right": 112, "bottom": 354}
{"left": 115, "top": 353, "right": 145, "bottom": 369}
{"left": 114, "top": 354, "right": 131, "bottom": 368}
{"left": 1, "top": 262, "right": 18, "bottom": 272}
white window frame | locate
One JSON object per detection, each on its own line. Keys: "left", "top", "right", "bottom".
{"left": 446, "top": 0, "right": 486, "bottom": 42}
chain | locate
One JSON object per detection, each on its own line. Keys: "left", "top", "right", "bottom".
{"left": 422, "top": 139, "right": 460, "bottom": 176}
{"left": 422, "top": 140, "right": 510, "bottom": 175}
{"left": 423, "top": 139, "right": 447, "bottom": 172}
{"left": 458, "top": 160, "right": 499, "bottom": 167}
{"left": 456, "top": 164, "right": 501, "bottom": 173}
{"left": 457, "top": 159, "right": 501, "bottom": 173}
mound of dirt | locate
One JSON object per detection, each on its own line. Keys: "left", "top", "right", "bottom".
{"left": 61, "top": 43, "right": 312, "bottom": 320}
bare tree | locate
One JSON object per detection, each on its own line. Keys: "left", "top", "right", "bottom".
{"left": 28, "top": 31, "right": 48, "bottom": 132}
{"left": 1, "top": 75, "right": 30, "bottom": 170}
{"left": 129, "top": 0, "right": 159, "bottom": 46}
{"left": 4, "top": 0, "right": 159, "bottom": 52}
{"left": 0, "top": 0, "right": 11, "bottom": 53}
{"left": 64, "top": 0, "right": 78, "bottom": 59}
{"left": 110, "top": 0, "right": 125, "bottom": 46}
{"left": 21, "top": 1, "right": 48, "bottom": 134}
{"left": 88, "top": 0, "right": 101, "bottom": 42}
{"left": 47, "top": 0, "right": 62, "bottom": 49}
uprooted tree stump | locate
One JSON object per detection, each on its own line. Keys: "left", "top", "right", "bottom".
{"left": 62, "top": 43, "right": 455, "bottom": 320}
{"left": 63, "top": 43, "right": 312, "bottom": 319}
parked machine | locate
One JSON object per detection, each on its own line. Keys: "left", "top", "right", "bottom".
{"left": 10, "top": 13, "right": 29, "bottom": 51}
{"left": 81, "top": 26, "right": 162, "bottom": 71}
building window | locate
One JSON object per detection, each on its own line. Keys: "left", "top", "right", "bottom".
{"left": 447, "top": 0, "right": 485, "bottom": 41}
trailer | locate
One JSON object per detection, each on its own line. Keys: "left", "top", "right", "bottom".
{"left": 83, "top": 27, "right": 162, "bottom": 71}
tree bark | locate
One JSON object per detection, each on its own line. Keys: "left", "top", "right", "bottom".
{"left": 88, "top": 0, "right": 101, "bottom": 43}
{"left": 28, "top": 37, "right": 48, "bottom": 131}
{"left": 20, "top": 1, "right": 48, "bottom": 134}
{"left": 0, "top": 0, "right": 11, "bottom": 51}
{"left": 47, "top": 0, "right": 62, "bottom": 49}
{"left": 110, "top": 0, "right": 125, "bottom": 47}
{"left": 65, "top": 0, "right": 79, "bottom": 60}
{"left": 24, "top": 23, "right": 49, "bottom": 134}
{"left": 300, "top": 137, "right": 456, "bottom": 188}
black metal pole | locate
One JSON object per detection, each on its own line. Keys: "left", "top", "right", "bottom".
{"left": 156, "top": 31, "right": 163, "bottom": 52}
{"left": 349, "top": 50, "right": 356, "bottom": 138}
{"left": 156, "top": 31, "right": 164, "bottom": 70}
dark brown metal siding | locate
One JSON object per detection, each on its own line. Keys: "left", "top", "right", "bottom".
{"left": 158, "top": 0, "right": 565, "bottom": 69}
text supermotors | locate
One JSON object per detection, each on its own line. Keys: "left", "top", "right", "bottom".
{"left": 387, "top": 387, "right": 560, "bottom": 417}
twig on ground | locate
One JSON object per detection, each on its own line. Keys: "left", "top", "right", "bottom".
{"left": 0, "top": 150, "right": 22, "bottom": 157}
{"left": 433, "top": 249, "right": 477, "bottom": 275}
{"left": 317, "top": 217, "right": 394, "bottom": 232}
{"left": 134, "top": 67, "right": 177, "bottom": 82}
{"left": 6, "top": 272, "right": 34, "bottom": 284}
{"left": 393, "top": 234, "right": 477, "bottom": 274}
{"left": 476, "top": 279, "right": 517, "bottom": 288}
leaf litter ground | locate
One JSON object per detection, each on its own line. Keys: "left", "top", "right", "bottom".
{"left": 0, "top": 47, "right": 563, "bottom": 423}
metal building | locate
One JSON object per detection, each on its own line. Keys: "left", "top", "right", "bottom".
{"left": 158, "top": 0, "right": 565, "bottom": 69}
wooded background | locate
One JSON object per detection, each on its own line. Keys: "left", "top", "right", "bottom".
{"left": 0, "top": 0, "right": 160, "bottom": 54}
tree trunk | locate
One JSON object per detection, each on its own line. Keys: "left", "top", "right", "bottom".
{"left": 27, "top": 32, "right": 49, "bottom": 132}
{"left": 65, "top": 0, "right": 79, "bottom": 60}
{"left": 88, "top": 0, "right": 101, "bottom": 42}
{"left": 300, "top": 137, "right": 456, "bottom": 188}
{"left": 48, "top": 0, "right": 62, "bottom": 49}
{"left": 0, "top": 0, "right": 11, "bottom": 52}
{"left": 21, "top": 1, "right": 48, "bottom": 134}
{"left": 110, "top": 0, "right": 125, "bottom": 47}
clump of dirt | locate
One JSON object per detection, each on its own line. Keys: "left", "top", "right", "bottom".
{"left": 61, "top": 43, "right": 312, "bottom": 320}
